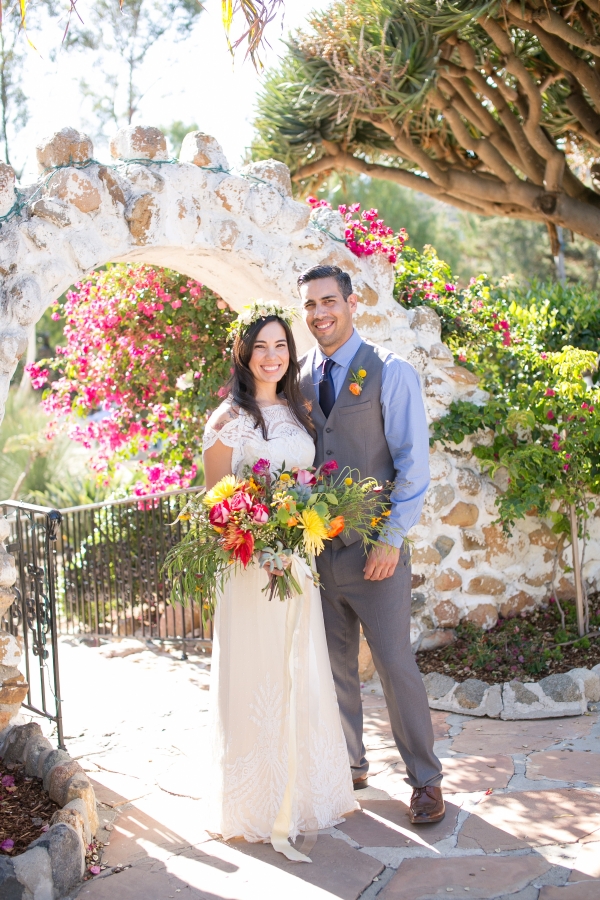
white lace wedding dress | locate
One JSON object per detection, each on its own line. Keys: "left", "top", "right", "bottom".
{"left": 203, "top": 401, "right": 357, "bottom": 861}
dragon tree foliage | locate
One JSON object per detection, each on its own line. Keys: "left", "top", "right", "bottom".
{"left": 253, "top": 0, "right": 600, "bottom": 249}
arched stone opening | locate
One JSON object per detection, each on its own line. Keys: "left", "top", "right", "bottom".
{"left": 0, "top": 124, "right": 422, "bottom": 388}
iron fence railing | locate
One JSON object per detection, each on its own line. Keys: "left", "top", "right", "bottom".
{"left": 1, "top": 501, "right": 65, "bottom": 748}
{"left": 55, "top": 487, "right": 212, "bottom": 644}
{"left": 1, "top": 487, "right": 213, "bottom": 748}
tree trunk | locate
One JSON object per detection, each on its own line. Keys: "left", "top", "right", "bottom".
{"left": 554, "top": 226, "right": 567, "bottom": 285}
{"left": 569, "top": 503, "right": 585, "bottom": 637}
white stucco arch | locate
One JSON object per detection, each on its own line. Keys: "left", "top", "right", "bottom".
{"left": 0, "top": 125, "right": 477, "bottom": 411}
{"left": 1, "top": 123, "right": 599, "bottom": 649}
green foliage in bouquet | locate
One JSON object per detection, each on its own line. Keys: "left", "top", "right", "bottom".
{"left": 164, "top": 459, "right": 394, "bottom": 620}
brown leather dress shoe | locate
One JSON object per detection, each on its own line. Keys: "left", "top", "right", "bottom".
{"left": 353, "top": 774, "right": 369, "bottom": 790}
{"left": 408, "top": 786, "right": 445, "bottom": 824}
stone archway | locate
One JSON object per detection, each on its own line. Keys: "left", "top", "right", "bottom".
{"left": 0, "top": 124, "right": 474, "bottom": 408}
{"left": 1, "top": 123, "right": 598, "bottom": 654}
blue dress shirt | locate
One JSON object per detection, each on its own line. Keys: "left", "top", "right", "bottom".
{"left": 312, "top": 329, "right": 430, "bottom": 547}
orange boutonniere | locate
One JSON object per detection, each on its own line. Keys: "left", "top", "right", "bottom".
{"left": 349, "top": 368, "right": 367, "bottom": 396}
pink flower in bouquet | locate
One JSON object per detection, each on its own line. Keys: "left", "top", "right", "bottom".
{"left": 230, "top": 491, "right": 253, "bottom": 512}
{"left": 252, "top": 458, "right": 271, "bottom": 475}
{"left": 251, "top": 503, "right": 270, "bottom": 524}
{"left": 209, "top": 501, "right": 231, "bottom": 526}
{"left": 296, "top": 469, "right": 316, "bottom": 486}
{"left": 321, "top": 460, "right": 339, "bottom": 477}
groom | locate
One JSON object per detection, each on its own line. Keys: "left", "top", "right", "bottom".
{"left": 298, "top": 264, "right": 444, "bottom": 824}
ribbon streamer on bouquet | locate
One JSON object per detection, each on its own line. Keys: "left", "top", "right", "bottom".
{"left": 270, "top": 554, "right": 317, "bottom": 863}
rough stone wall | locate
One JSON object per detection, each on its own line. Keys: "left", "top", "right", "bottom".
{"left": 0, "top": 124, "right": 599, "bottom": 657}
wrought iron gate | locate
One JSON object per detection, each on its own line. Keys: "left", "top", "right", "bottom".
{"left": 1, "top": 487, "right": 213, "bottom": 751}
{"left": 1, "top": 501, "right": 65, "bottom": 748}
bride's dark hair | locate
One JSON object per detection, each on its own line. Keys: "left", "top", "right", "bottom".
{"left": 227, "top": 315, "right": 315, "bottom": 440}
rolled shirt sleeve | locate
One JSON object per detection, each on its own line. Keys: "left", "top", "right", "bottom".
{"left": 378, "top": 356, "right": 430, "bottom": 547}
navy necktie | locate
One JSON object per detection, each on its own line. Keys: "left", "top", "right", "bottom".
{"left": 319, "top": 358, "right": 336, "bottom": 419}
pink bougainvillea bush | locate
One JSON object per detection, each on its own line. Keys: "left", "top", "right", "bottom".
{"left": 307, "top": 197, "right": 407, "bottom": 264}
{"left": 27, "top": 265, "right": 234, "bottom": 495}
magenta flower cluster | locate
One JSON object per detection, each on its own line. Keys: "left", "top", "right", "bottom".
{"left": 306, "top": 197, "right": 407, "bottom": 264}
{"left": 491, "top": 313, "right": 512, "bottom": 346}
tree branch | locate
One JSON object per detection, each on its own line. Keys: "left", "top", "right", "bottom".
{"left": 447, "top": 55, "right": 546, "bottom": 183}
{"left": 454, "top": 63, "right": 544, "bottom": 184}
{"left": 479, "top": 15, "right": 568, "bottom": 192}
{"left": 522, "top": 5, "right": 600, "bottom": 60}
{"left": 292, "top": 147, "right": 600, "bottom": 244}
{"left": 390, "top": 129, "right": 451, "bottom": 189}
{"left": 438, "top": 73, "right": 491, "bottom": 135}
{"left": 431, "top": 86, "right": 520, "bottom": 184}
{"left": 292, "top": 151, "right": 489, "bottom": 212}
{"left": 506, "top": 6, "right": 600, "bottom": 109}
{"left": 439, "top": 67, "right": 537, "bottom": 179}
{"left": 582, "top": 0, "right": 600, "bottom": 15}
{"left": 565, "top": 83, "right": 600, "bottom": 142}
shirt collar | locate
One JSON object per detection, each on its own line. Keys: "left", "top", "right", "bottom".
{"left": 314, "top": 328, "right": 363, "bottom": 370}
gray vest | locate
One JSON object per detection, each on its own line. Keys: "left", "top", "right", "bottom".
{"left": 299, "top": 340, "right": 396, "bottom": 547}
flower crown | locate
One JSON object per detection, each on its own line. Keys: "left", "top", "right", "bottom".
{"left": 227, "top": 299, "right": 297, "bottom": 341}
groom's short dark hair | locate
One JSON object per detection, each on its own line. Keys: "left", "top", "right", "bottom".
{"left": 297, "top": 265, "right": 353, "bottom": 301}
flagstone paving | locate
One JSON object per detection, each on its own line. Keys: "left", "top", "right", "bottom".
{"left": 527, "top": 750, "right": 600, "bottom": 785}
{"left": 540, "top": 886, "right": 600, "bottom": 899}
{"left": 568, "top": 842, "right": 600, "bottom": 880}
{"left": 23, "top": 638, "right": 600, "bottom": 899}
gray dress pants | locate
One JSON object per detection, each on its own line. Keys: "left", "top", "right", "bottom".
{"left": 317, "top": 539, "right": 443, "bottom": 789}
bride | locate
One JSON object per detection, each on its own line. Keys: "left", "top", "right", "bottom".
{"left": 202, "top": 300, "right": 357, "bottom": 862}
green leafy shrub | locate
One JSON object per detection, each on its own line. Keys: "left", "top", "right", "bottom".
{"left": 396, "top": 246, "right": 600, "bottom": 399}
{"left": 432, "top": 347, "right": 600, "bottom": 536}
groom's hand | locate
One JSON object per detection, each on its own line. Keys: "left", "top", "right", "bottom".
{"left": 364, "top": 542, "right": 400, "bottom": 581}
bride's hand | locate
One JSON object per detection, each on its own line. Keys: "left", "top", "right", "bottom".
{"left": 258, "top": 551, "right": 292, "bottom": 578}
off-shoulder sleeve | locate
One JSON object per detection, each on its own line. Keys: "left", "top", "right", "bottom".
{"left": 202, "top": 404, "right": 240, "bottom": 453}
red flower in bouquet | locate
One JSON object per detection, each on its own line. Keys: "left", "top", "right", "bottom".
{"left": 295, "top": 469, "right": 316, "bottom": 486}
{"left": 229, "top": 491, "right": 253, "bottom": 512}
{"left": 251, "top": 503, "right": 270, "bottom": 524}
{"left": 223, "top": 525, "right": 255, "bottom": 566}
{"left": 321, "top": 460, "right": 339, "bottom": 477}
{"left": 209, "top": 500, "right": 231, "bottom": 526}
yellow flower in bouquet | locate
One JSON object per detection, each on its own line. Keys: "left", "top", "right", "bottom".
{"left": 297, "top": 508, "right": 329, "bottom": 555}
{"left": 204, "top": 474, "right": 238, "bottom": 507}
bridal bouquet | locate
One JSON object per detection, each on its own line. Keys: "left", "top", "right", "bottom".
{"left": 165, "top": 459, "right": 392, "bottom": 619}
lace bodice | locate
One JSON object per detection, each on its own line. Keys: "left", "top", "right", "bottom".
{"left": 203, "top": 401, "right": 315, "bottom": 476}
